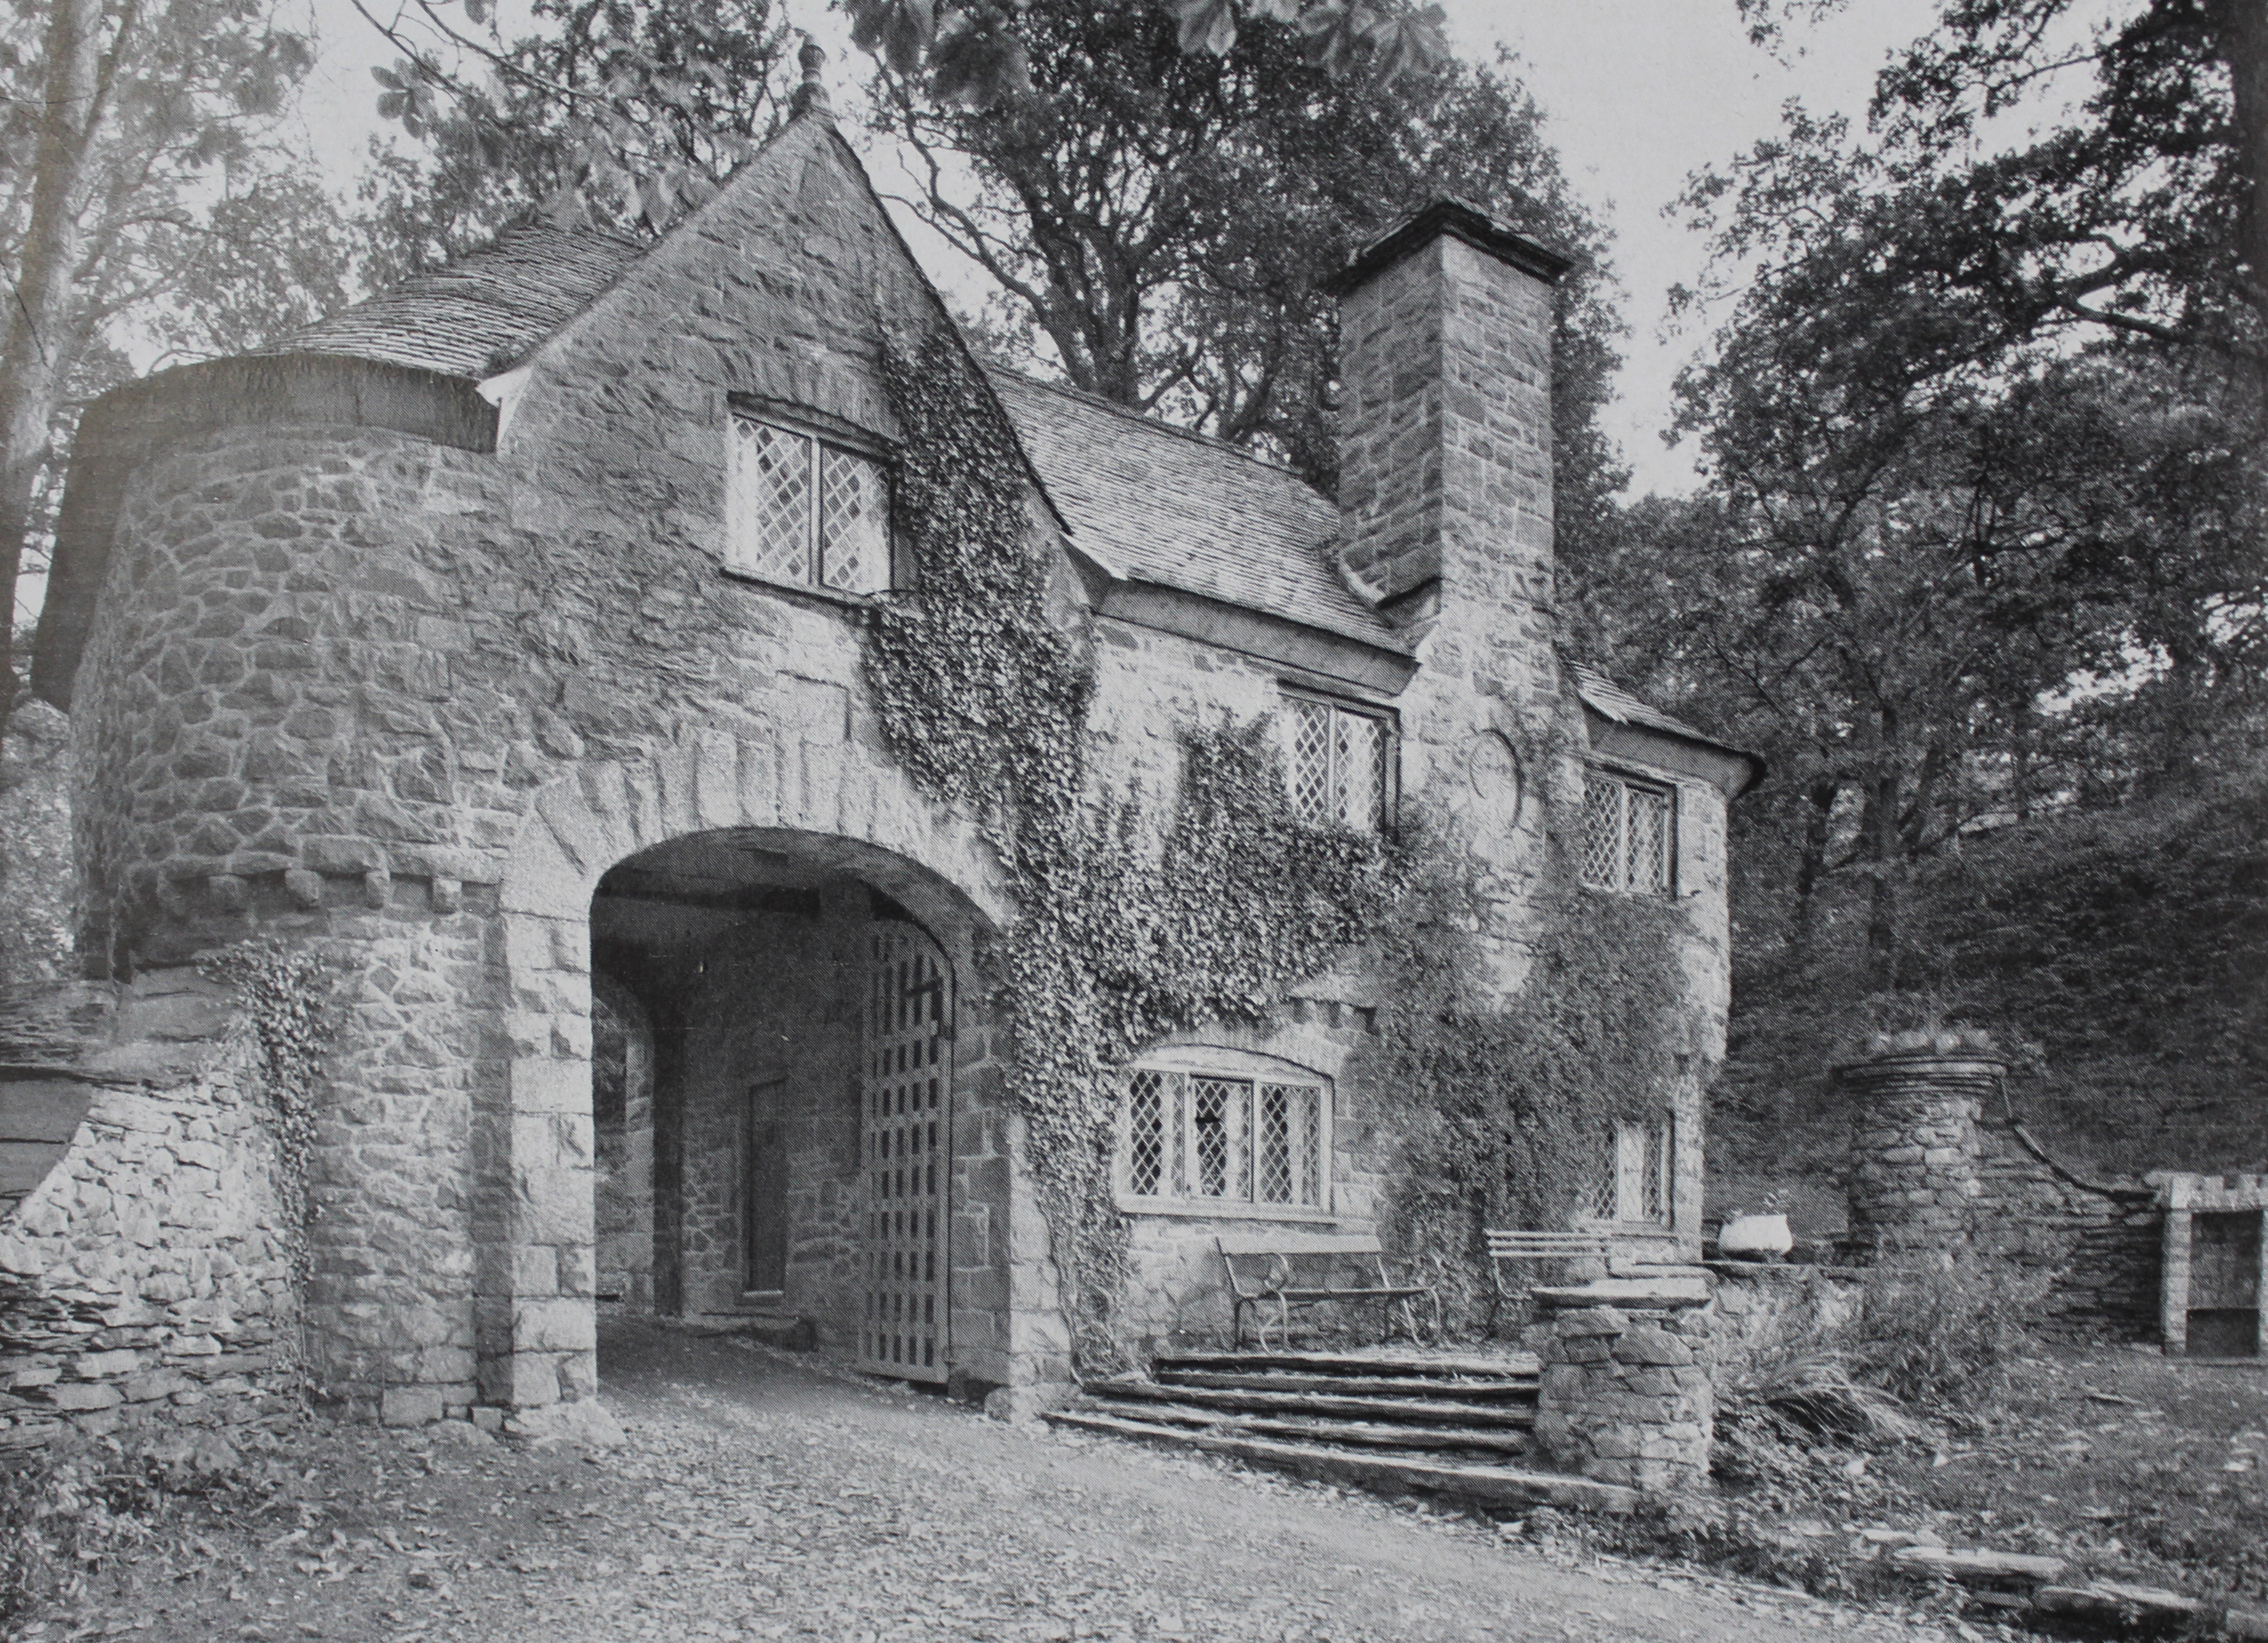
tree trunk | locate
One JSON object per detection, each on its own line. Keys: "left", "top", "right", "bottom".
{"left": 0, "top": 0, "right": 111, "bottom": 739}
{"left": 1787, "top": 776, "right": 1839, "bottom": 968}
{"left": 2210, "top": 0, "right": 2268, "bottom": 344}
{"left": 1858, "top": 766, "right": 1903, "bottom": 983}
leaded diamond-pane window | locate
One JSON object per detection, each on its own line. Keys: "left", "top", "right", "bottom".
{"left": 728, "top": 415, "right": 891, "bottom": 594}
{"left": 1580, "top": 769, "right": 1675, "bottom": 895}
{"left": 1126, "top": 1070, "right": 1166, "bottom": 1196}
{"left": 819, "top": 444, "right": 890, "bottom": 594}
{"left": 1283, "top": 693, "right": 1393, "bottom": 833}
{"left": 1582, "top": 1116, "right": 1674, "bottom": 1226}
{"left": 1119, "top": 1067, "right": 1327, "bottom": 1210}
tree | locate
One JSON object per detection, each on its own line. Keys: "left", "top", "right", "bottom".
{"left": 867, "top": 4, "right": 1625, "bottom": 534}
{"left": 354, "top": 0, "right": 1449, "bottom": 260}
{"left": 1592, "top": 0, "right": 2268, "bottom": 982}
{"left": 1706, "top": 0, "right": 2266, "bottom": 397}
{"left": 846, "top": 0, "right": 1450, "bottom": 111}
{"left": 1583, "top": 343, "right": 2262, "bottom": 983}
{"left": 0, "top": 0, "right": 351, "bottom": 737}
{"left": 352, "top": 0, "right": 795, "bottom": 281}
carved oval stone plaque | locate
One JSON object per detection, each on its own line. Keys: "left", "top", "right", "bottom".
{"left": 1468, "top": 730, "right": 1523, "bottom": 822}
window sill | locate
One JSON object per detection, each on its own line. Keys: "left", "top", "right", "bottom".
{"left": 1575, "top": 1218, "right": 1677, "bottom": 1235}
{"left": 718, "top": 565, "right": 893, "bottom": 612}
{"left": 1116, "top": 1196, "right": 1339, "bottom": 1223}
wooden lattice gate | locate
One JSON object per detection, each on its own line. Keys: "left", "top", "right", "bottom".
{"left": 860, "top": 920, "right": 952, "bottom": 1382}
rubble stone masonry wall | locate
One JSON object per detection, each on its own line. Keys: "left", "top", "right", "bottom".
{"left": 1530, "top": 1297, "right": 1713, "bottom": 1494}
{"left": 0, "top": 974, "right": 301, "bottom": 1449}
{"left": 61, "top": 125, "right": 1018, "bottom": 1414}
{"left": 1839, "top": 1050, "right": 2160, "bottom": 1337}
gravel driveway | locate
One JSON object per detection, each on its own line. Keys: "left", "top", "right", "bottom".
{"left": 31, "top": 1320, "right": 1969, "bottom": 1642}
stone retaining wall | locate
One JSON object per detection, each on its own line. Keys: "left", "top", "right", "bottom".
{"left": 1704, "top": 1260, "right": 1862, "bottom": 1380}
{"left": 0, "top": 973, "right": 301, "bottom": 1449}
{"left": 1971, "top": 1122, "right": 2159, "bottom": 1338}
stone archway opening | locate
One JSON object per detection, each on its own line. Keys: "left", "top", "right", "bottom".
{"left": 583, "top": 828, "right": 991, "bottom": 1385}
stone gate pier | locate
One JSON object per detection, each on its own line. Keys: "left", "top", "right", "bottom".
{"left": 1835, "top": 1037, "right": 2005, "bottom": 1261}
{"left": 1527, "top": 1275, "right": 1715, "bottom": 1493}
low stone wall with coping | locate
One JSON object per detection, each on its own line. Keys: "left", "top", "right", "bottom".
{"left": 0, "top": 972, "right": 301, "bottom": 1449}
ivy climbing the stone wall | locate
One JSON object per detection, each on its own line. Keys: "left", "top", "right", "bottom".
{"left": 866, "top": 330, "right": 1398, "bottom": 1370}
{"left": 200, "top": 936, "right": 339, "bottom": 1293}
{"left": 867, "top": 323, "right": 1701, "bottom": 1366}
{"left": 1364, "top": 723, "right": 1696, "bottom": 1332}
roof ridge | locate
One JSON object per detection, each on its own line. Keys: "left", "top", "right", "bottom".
{"left": 985, "top": 365, "right": 1325, "bottom": 490}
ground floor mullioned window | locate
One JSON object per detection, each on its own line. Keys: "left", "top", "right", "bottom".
{"left": 1119, "top": 1053, "right": 1332, "bottom": 1214}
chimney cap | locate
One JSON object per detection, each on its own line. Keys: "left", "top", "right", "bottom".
{"left": 1323, "top": 197, "right": 1576, "bottom": 295}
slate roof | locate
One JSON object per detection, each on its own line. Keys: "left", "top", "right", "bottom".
{"left": 258, "top": 222, "right": 647, "bottom": 380}
{"left": 255, "top": 205, "right": 1405, "bottom": 653}
{"left": 985, "top": 370, "right": 1403, "bottom": 652}
{"left": 1570, "top": 661, "right": 1750, "bottom": 759}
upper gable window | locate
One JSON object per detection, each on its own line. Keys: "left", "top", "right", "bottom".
{"left": 727, "top": 415, "right": 891, "bottom": 595}
{"left": 1283, "top": 691, "right": 1393, "bottom": 833}
{"left": 1581, "top": 769, "right": 1674, "bottom": 895}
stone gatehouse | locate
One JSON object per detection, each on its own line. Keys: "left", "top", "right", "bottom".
{"left": 19, "top": 72, "right": 1758, "bottom": 1426}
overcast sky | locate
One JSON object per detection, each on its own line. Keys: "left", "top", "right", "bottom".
{"left": 288, "top": 0, "right": 1945, "bottom": 497}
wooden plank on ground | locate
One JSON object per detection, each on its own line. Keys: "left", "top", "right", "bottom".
{"left": 1043, "top": 1409, "right": 1638, "bottom": 1514}
{"left": 1090, "top": 1377, "right": 1535, "bottom": 1428}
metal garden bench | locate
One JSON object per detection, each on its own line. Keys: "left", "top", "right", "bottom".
{"left": 1214, "top": 1232, "right": 1437, "bottom": 1350}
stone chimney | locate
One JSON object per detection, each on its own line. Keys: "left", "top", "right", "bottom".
{"left": 1328, "top": 199, "right": 1572, "bottom": 635}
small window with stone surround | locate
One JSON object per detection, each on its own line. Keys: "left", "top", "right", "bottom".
{"left": 727, "top": 413, "right": 892, "bottom": 595}
{"left": 1580, "top": 768, "right": 1675, "bottom": 895}
{"left": 1119, "top": 1054, "right": 1332, "bottom": 1215}
{"left": 1282, "top": 691, "right": 1394, "bottom": 833}
{"left": 1581, "top": 1115, "right": 1673, "bottom": 1226}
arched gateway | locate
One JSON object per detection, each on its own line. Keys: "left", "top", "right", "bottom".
{"left": 488, "top": 737, "right": 1010, "bottom": 1412}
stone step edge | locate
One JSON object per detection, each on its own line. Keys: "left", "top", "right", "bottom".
{"left": 1890, "top": 1545, "right": 2066, "bottom": 1584}
{"left": 1890, "top": 1555, "right": 2268, "bottom": 1637}
{"left": 1044, "top": 1408, "right": 1637, "bottom": 1515}
{"left": 1153, "top": 1350, "right": 1538, "bottom": 1379}
{"left": 1072, "top": 1397, "right": 1531, "bottom": 1453}
{"left": 1155, "top": 1369, "right": 1538, "bottom": 1400}
{"left": 1090, "top": 1377, "right": 1536, "bottom": 1429}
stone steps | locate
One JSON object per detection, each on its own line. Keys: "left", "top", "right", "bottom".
{"left": 1042, "top": 1407, "right": 1636, "bottom": 1513}
{"left": 1058, "top": 1398, "right": 1531, "bottom": 1456}
{"left": 1056, "top": 1347, "right": 1563, "bottom": 1510}
{"left": 1155, "top": 1368, "right": 1537, "bottom": 1400}
{"left": 1153, "top": 1348, "right": 1538, "bottom": 1379}
{"left": 1088, "top": 1375, "right": 1536, "bottom": 1430}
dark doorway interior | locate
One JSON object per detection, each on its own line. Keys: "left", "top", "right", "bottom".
{"left": 2187, "top": 1210, "right": 2262, "bottom": 1357}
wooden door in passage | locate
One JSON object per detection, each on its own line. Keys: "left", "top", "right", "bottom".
{"left": 743, "top": 1081, "right": 787, "bottom": 1297}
